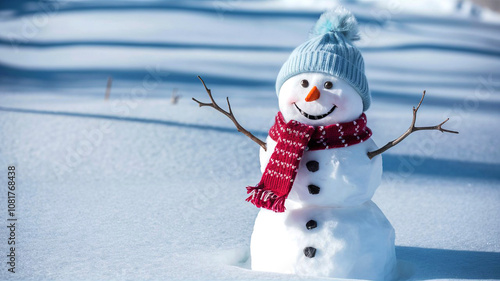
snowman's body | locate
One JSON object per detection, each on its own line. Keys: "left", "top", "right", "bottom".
{"left": 247, "top": 8, "right": 396, "bottom": 280}
{"left": 260, "top": 136, "right": 382, "bottom": 209}
{"left": 250, "top": 137, "right": 396, "bottom": 280}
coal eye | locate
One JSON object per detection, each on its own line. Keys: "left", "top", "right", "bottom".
{"left": 300, "top": 79, "right": 309, "bottom": 88}
{"left": 324, "top": 81, "right": 333, "bottom": 89}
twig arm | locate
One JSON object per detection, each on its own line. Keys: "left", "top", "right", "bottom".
{"left": 192, "top": 76, "right": 267, "bottom": 151}
{"left": 367, "top": 91, "right": 458, "bottom": 160}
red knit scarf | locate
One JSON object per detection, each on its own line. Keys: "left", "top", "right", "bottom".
{"left": 246, "top": 112, "right": 372, "bottom": 212}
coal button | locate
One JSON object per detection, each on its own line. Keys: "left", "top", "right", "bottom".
{"left": 308, "top": 184, "right": 320, "bottom": 195}
{"left": 303, "top": 247, "right": 316, "bottom": 258}
{"left": 306, "top": 220, "right": 317, "bottom": 230}
{"left": 306, "top": 161, "right": 319, "bottom": 172}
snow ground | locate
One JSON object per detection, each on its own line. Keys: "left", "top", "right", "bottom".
{"left": 0, "top": 0, "right": 499, "bottom": 280}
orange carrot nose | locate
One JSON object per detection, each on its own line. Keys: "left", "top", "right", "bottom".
{"left": 305, "top": 86, "right": 320, "bottom": 102}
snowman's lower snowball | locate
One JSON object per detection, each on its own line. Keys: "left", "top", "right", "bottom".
{"left": 250, "top": 201, "right": 397, "bottom": 280}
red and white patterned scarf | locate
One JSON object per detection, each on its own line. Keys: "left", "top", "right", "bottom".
{"left": 246, "top": 112, "right": 371, "bottom": 212}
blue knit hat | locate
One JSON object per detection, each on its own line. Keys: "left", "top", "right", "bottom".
{"left": 276, "top": 7, "right": 370, "bottom": 111}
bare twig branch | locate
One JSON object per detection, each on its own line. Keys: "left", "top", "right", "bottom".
{"left": 171, "top": 88, "right": 180, "bottom": 104}
{"left": 367, "top": 90, "right": 458, "bottom": 159}
{"left": 104, "top": 76, "right": 112, "bottom": 101}
{"left": 192, "top": 76, "right": 267, "bottom": 151}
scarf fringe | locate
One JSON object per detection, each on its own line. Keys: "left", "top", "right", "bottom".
{"left": 246, "top": 184, "right": 286, "bottom": 213}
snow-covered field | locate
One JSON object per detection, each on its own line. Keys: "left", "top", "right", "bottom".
{"left": 0, "top": 0, "right": 499, "bottom": 280}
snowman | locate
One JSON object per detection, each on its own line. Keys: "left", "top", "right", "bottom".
{"left": 193, "top": 6, "right": 457, "bottom": 280}
{"left": 244, "top": 8, "right": 396, "bottom": 280}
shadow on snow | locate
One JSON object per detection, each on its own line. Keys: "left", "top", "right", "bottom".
{"left": 1, "top": 106, "right": 498, "bottom": 181}
{"left": 0, "top": 105, "right": 269, "bottom": 137}
{"left": 2, "top": 39, "right": 499, "bottom": 57}
{"left": 383, "top": 154, "right": 500, "bottom": 181}
{"left": 0, "top": 39, "right": 294, "bottom": 53}
{"left": 396, "top": 246, "right": 500, "bottom": 280}
{"left": 2, "top": 63, "right": 499, "bottom": 115}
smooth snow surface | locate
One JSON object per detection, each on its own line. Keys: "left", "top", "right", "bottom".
{"left": 0, "top": 0, "right": 499, "bottom": 280}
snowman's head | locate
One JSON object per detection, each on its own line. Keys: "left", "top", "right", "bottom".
{"left": 275, "top": 7, "right": 370, "bottom": 126}
{"left": 278, "top": 72, "right": 363, "bottom": 126}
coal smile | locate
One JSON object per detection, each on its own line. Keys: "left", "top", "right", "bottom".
{"left": 294, "top": 103, "right": 337, "bottom": 120}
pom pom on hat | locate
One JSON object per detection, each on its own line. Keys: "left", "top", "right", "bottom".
{"left": 276, "top": 6, "right": 371, "bottom": 111}
{"left": 311, "top": 6, "right": 360, "bottom": 42}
